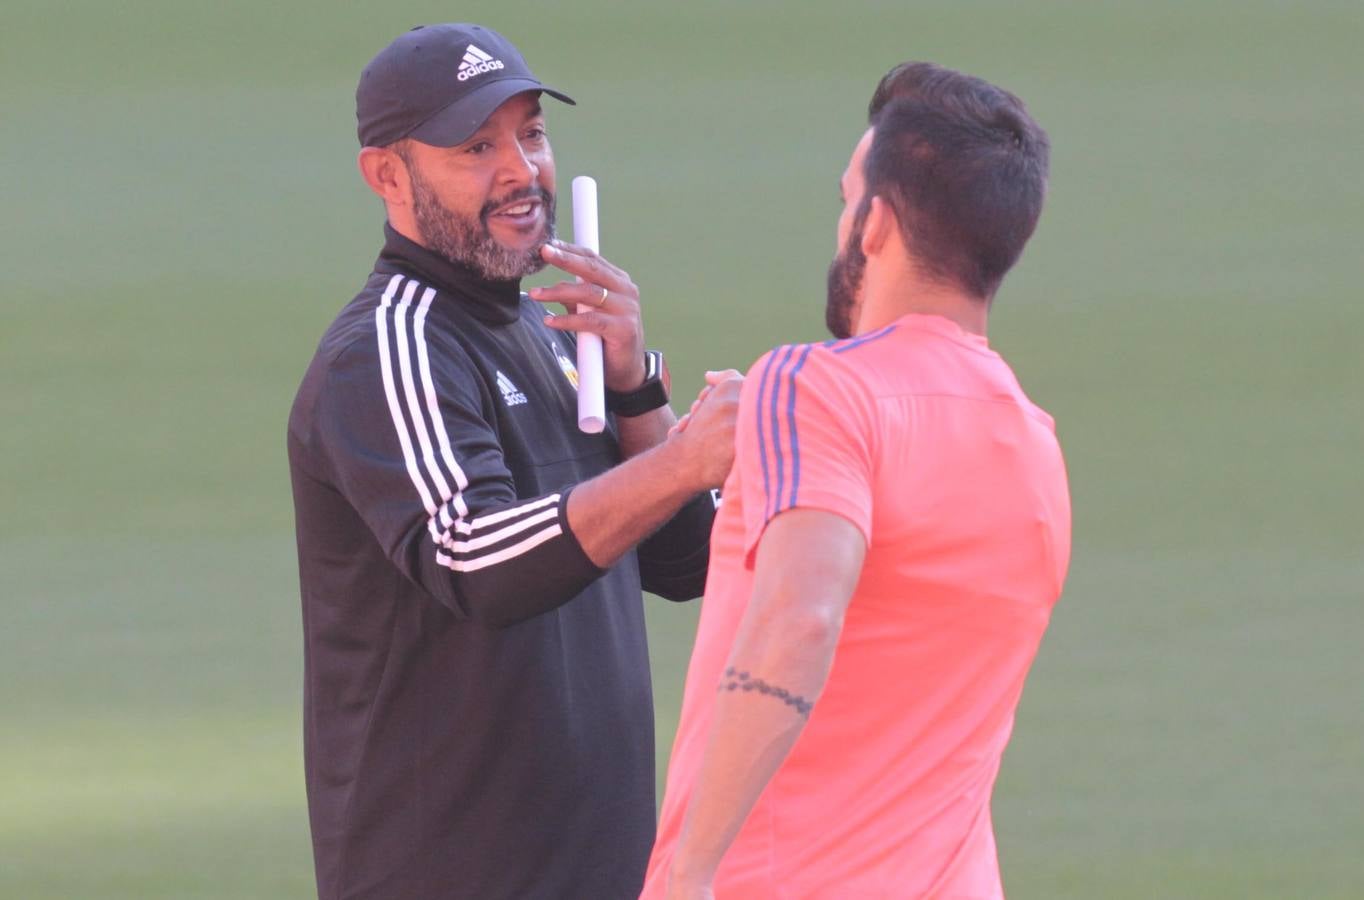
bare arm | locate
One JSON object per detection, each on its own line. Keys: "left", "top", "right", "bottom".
{"left": 664, "top": 508, "right": 867, "bottom": 898}
{"left": 614, "top": 403, "right": 676, "bottom": 460}
{"left": 565, "top": 372, "right": 739, "bottom": 569}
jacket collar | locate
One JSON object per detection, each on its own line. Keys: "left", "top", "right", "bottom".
{"left": 376, "top": 222, "right": 522, "bottom": 326}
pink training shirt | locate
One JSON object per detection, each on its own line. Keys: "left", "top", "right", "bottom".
{"left": 644, "top": 314, "right": 1071, "bottom": 899}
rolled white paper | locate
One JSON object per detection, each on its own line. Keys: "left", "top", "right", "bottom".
{"left": 571, "top": 175, "right": 607, "bottom": 434}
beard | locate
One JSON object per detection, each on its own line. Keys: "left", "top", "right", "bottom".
{"left": 407, "top": 164, "right": 556, "bottom": 281}
{"left": 824, "top": 216, "right": 867, "bottom": 339}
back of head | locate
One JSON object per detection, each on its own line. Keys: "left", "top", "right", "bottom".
{"left": 863, "top": 64, "right": 1049, "bottom": 301}
{"left": 868, "top": 61, "right": 971, "bottom": 120}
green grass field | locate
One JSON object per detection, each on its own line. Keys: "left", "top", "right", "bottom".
{"left": 3, "top": 1, "right": 1361, "bottom": 896}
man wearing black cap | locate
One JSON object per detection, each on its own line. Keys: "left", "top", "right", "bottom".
{"left": 287, "top": 23, "right": 738, "bottom": 900}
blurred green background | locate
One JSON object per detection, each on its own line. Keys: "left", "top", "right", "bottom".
{"left": 3, "top": 1, "right": 1361, "bottom": 897}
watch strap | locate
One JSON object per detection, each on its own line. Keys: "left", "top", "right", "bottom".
{"left": 607, "top": 350, "right": 670, "bottom": 417}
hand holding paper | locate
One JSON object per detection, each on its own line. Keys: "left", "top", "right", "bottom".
{"left": 531, "top": 178, "right": 649, "bottom": 433}
{"left": 570, "top": 176, "right": 606, "bottom": 433}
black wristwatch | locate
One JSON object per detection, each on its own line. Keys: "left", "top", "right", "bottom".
{"left": 607, "top": 350, "right": 671, "bottom": 417}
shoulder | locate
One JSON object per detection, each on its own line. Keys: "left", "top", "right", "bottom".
{"left": 748, "top": 323, "right": 902, "bottom": 377}
{"left": 312, "top": 274, "right": 481, "bottom": 392}
{"left": 742, "top": 337, "right": 878, "bottom": 410}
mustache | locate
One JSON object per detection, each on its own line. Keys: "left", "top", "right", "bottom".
{"left": 479, "top": 186, "right": 555, "bottom": 222}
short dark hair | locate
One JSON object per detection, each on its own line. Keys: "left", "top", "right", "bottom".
{"left": 869, "top": 61, "right": 972, "bottom": 120}
{"left": 861, "top": 64, "right": 1049, "bottom": 300}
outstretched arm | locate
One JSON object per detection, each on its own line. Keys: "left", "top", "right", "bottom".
{"left": 310, "top": 318, "right": 737, "bottom": 629}
{"left": 567, "top": 372, "right": 739, "bottom": 570}
{"left": 663, "top": 508, "right": 867, "bottom": 898}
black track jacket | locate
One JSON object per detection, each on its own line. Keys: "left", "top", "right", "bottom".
{"left": 287, "top": 225, "right": 715, "bottom": 900}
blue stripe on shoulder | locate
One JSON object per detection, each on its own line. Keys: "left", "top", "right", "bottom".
{"left": 767, "top": 345, "right": 798, "bottom": 520}
{"left": 827, "top": 323, "right": 898, "bottom": 354}
{"left": 753, "top": 348, "right": 783, "bottom": 518}
{"left": 784, "top": 345, "right": 815, "bottom": 511}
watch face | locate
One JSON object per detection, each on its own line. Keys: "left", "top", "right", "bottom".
{"left": 657, "top": 352, "right": 671, "bottom": 394}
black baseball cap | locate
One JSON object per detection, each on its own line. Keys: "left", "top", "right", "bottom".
{"left": 356, "top": 23, "right": 575, "bottom": 148}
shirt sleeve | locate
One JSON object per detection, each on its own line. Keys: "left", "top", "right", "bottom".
{"left": 308, "top": 329, "right": 603, "bottom": 628}
{"left": 636, "top": 488, "right": 716, "bottom": 602}
{"left": 736, "top": 344, "right": 877, "bottom": 565}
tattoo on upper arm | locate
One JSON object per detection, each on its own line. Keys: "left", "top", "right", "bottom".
{"left": 718, "top": 667, "right": 813, "bottom": 718}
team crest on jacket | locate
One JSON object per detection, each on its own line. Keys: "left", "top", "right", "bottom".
{"left": 551, "top": 342, "right": 580, "bottom": 389}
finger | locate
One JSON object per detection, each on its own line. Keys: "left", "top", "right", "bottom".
{"left": 541, "top": 311, "right": 619, "bottom": 337}
{"left": 547, "top": 239, "right": 630, "bottom": 280}
{"left": 527, "top": 282, "right": 616, "bottom": 309}
{"left": 704, "top": 369, "right": 743, "bottom": 385}
{"left": 544, "top": 238, "right": 597, "bottom": 259}
{"left": 540, "top": 243, "right": 632, "bottom": 293}
{"left": 669, "top": 414, "right": 691, "bottom": 437}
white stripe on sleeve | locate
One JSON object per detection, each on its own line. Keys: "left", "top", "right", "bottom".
{"left": 440, "top": 506, "right": 560, "bottom": 554}
{"left": 394, "top": 280, "right": 454, "bottom": 504}
{"left": 436, "top": 524, "right": 564, "bottom": 573}
{"left": 414, "top": 285, "right": 471, "bottom": 522}
{"left": 380, "top": 279, "right": 571, "bottom": 574}
{"left": 374, "top": 275, "right": 437, "bottom": 516}
{"left": 468, "top": 493, "right": 560, "bottom": 531}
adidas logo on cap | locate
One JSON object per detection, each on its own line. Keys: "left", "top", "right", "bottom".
{"left": 457, "top": 44, "right": 505, "bottom": 82}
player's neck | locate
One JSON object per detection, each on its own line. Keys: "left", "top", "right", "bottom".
{"left": 858, "top": 267, "right": 988, "bottom": 337}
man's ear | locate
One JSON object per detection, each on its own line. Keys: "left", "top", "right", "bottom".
{"left": 358, "top": 145, "right": 410, "bottom": 206}
{"left": 860, "top": 195, "right": 897, "bottom": 259}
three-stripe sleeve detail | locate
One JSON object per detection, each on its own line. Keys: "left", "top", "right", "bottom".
{"left": 784, "top": 345, "right": 814, "bottom": 510}
{"left": 753, "top": 346, "right": 783, "bottom": 522}
{"left": 757, "top": 343, "right": 815, "bottom": 521}
{"left": 375, "top": 275, "right": 438, "bottom": 522}
{"left": 374, "top": 274, "right": 564, "bottom": 574}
